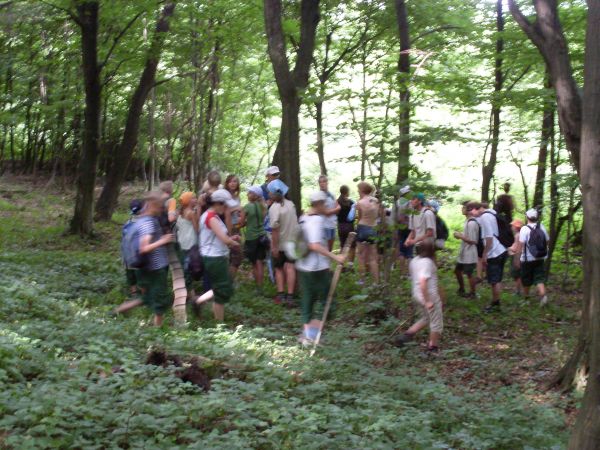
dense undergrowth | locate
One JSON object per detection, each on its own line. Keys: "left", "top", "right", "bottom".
{"left": 0, "top": 179, "right": 577, "bottom": 449}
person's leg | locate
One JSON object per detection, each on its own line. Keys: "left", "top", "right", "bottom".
{"left": 284, "top": 262, "right": 296, "bottom": 305}
{"left": 254, "top": 261, "right": 264, "bottom": 287}
{"left": 467, "top": 273, "right": 477, "bottom": 295}
{"left": 368, "top": 243, "right": 380, "bottom": 283}
{"left": 521, "top": 261, "right": 534, "bottom": 298}
{"left": 114, "top": 298, "right": 144, "bottom": 314}
{"left": 299, "top": 271, "right": 314, "bottom": 326}
{"left": 454, "top": 264, "right": 465, "bottom": 293}
{"left": 476, "top": 258, "right": 483, "bottom": 281}
{"left": 357, "top": 242, "right": 367, "bottom": 282}
{"left": 212, "top": 303, "right": 224, "bottom": 321}
{"left": 492, "top": 282, "right": 502, "bottom": 302}
{"left": 429, "top": 332, "right": 441, "bottom": 348}
{"left": 428, "top": 300, "right": 443, "bottom": 349}
{"left": 154, "top": 314, "right": 164, "bottom": 326}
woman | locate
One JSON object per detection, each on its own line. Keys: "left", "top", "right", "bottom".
{"left": 225, "top": 174, "right": 244, "bottom": 279}
{"left": 336, "top": 185, "right": 356, "bottom": 266}
{"left": 240, "top": 186, "right": 268, "bottom": 294}
{"left": 356, "top": 182, "right": 380, "bottom": 284}
{"left": 196, "top": 189, "right": 241, "bottom": 321}
{"left": 176, "top": 191, "right": 199, "bottom": 302}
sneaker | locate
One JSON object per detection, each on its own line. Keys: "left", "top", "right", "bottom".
{"left": 461, "top": 292, "right": 476, "bottom": 299}
{"left": 457, "top": 288, "right": 466, "bottom": 296}
{"left": 426, "top": 345, "right": 440, "bottom": 354}
{"left": 273, "top": 294, "right": 284, "bottom": 305}
{"left": 393, "top": 333, "right": 414, "bottom": 348}
{"left": 484, "top": 302, "right": 501, "bottom": 313}
{"left": 285, "top": 294, "right": 296, "bottom": 308}
{"left": 539, "top": 295, "right": 549, "bottom": 306}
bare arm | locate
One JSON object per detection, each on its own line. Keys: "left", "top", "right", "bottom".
{"left": 140, "top": 233, "right": 173, "bottom": 254}
{"left": 271, "top": 227, "right": 280, "bottom": 256}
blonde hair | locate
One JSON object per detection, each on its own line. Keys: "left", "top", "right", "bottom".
{"left": 159, "top": 181, "right": 173, "bottom": 195}
{"left": 357, "top": 181, "right": 374, "bottom": 195}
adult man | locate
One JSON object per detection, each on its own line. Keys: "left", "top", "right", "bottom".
{"left": 393, "top": 185, "right": 413, "bottom": 273}
{"left": 404, "top": 193, "right": 436, "bottom": 249}
{"left": 477, "top": 204, "right": 508, "bottom": 312}
{"left": 267, "top": 179, "right": 298, "bottom": 306}
{"left": 318, "top": 175, "right": 340, "bottom": 251}
{"left": 454, "top": 201, "right": 481, "bottom": 298}
{"left": 262, "top": 166, "right": 281, "bottom": 201}
{"left": 514, "top": 209, "right": 549, "bottom": 306}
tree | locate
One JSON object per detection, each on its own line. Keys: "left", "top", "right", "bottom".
{"left": 264, "top": 0, "right": 320, "bottom": 210}
{"left": 95, "top": 1, "right": 176, "bottom": 221}
{"left": 394, "top": 0, "right": 410, "bottom": 186}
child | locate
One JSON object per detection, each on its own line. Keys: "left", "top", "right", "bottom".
{"left": 454, "top": 201, "right": 481, "bottom": 298}
{"left": 508, "top": 218, "right": 524, "bottom": 296}
{"left": 393, "top": 241, "right": 443, "bottom": 352}
{"left": 296, "top": 191, "right": 346, "bottom": 344}
{"left": 355, "top": 181, "right": 380, "bottom": 284}
{"left": 176, "top": 191, "right": 199, "bottom": 301}
{"left": 240, "top": 186, "right": 269, "bottom": 294}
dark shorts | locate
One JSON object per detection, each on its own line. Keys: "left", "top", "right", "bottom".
{"left": 203, "top": 256, "right": 233, "bottom": 304}
{"left": 398, "top": 228, "right": 413, "bottom": 259}
{"left": 521, "top": 259, "right": 546, "bottom": 287}
{"left": 455, "top": 263, "right": 476, "bottom": 276}
{"left": 137, "top": 267, "right": 171, "bottom": 315}
{"left": 244, "top": 238, "right": 267, "bottom": 263}
{"left": 125, "top": 268, "right": 138, "bottom": 287}
{"left": 356, "top": 224, "right": 377, "bottom": 244}
{"left": 273, "top": 251, "right": 294, "bottom": 269}
{"left": 338, "top": 222, "right": 356, "bottom": 249}
{"left": 486, "top": 252, "right": 508, "bottom": 285}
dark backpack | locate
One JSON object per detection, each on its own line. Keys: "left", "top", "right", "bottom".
{"left": 483, "top": 211, "right": 514, "bottom": 248}
{"left": 121, "top": 218, "right": 146, "bottom": 269}
{"left": 187, "top": 244, "right": 204, "bottom": 280}
{"left": 468, "top": 219, "right": 485, "bottom": 257}
{"left": 526, "top": 225, "right": 548, "bottom": 259}
{"left": 435, "top": 215, "right": 449, "bottom": 241}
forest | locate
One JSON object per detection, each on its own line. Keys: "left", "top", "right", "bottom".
{"left": 0, "top": 0, "right": 599, "bottom": 448}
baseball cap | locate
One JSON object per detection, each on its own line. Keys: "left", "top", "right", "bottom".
{"left": 413, "top": 193, "right": 426, "bottom": 203}
{"left": 210, "top": 189, "right": 238, "bottom": 207}
{"left": 129, "top": 199, "right": 144, "bottom": 215}
{"left": 309, "top": 191, "right": 328, "bottom": 204}
{"left": 428, "top": 199, "right": 441, "bottom": 213}
{"left": 265, "top": 166, "right": 280, "bottom": 176}
{"left": 399, "top": 185, "right": 411, "bottom": 196}
{"left": 267, "top": 179, "right": 289, "bottom": 196}
{"left": 247, "top": 186, "right": 263, "bottom": 197}
{"left": 526, "top": 208, "right": 538, "bottom": 220}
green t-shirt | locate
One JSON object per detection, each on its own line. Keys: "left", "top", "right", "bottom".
{"left": 244, "top": 201, "right": 265, "bottom": 241}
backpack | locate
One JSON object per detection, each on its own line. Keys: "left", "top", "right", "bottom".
{"left": 483, "top": 211, "right": 514, "bottom": 248}
{"left": 121, "top": 218, "right": 146, "bottom": 269}
{"left": 187, "top": 244, "right": 204, "bottom": 280}
{"left": 435, "top": 215, "right": 449, "bottom": 241}
{"left": 468, "top": 218, "right": 485, "bottom": 257}
{"left": 282, "top": 217, "right": 310, "bottom": 261}
{"left": 526, "top": 225, "right": 548, "bottom": 259}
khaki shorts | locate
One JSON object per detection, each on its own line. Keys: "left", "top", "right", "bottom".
{"left": 414, "top": 298, "right": 443, "bottom": 334}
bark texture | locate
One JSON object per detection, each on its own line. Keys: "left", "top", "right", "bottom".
{"left": 394, "top": 0, "right": 410, "bottom": 186}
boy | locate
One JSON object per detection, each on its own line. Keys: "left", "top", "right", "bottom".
{"left": 404, "top": 193, "right": 436, "bottom": 248}
{"left": 454, "top": 201, "right": 481, "bottom": 298}
{"left": 296, "top": 191, "right": 346, "bottom": 344}
{"left": 393, "top": 241, "right": 443, "bottom": 352}
{"left": 241, "top": 186, "right": 269, "bottom": 294}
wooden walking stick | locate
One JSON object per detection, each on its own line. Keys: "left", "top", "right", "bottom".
{"left": 310, "top": 232, "right": 356, "bottom": 356}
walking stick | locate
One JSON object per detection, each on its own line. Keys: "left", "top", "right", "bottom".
{"left": 310, "top": 232, "right": 356, "bottom": 356}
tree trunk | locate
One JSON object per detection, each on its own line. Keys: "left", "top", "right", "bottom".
{"left": 69, "top": 1, "right": 102, "bottom": 236}
{"left": 568, "top": 1, "right": 600, "bottom": 445}
{"left": 481, "top": 0, "right": 504, "bottom": 203}
{"left": 395, "top": 0, "right": 410, "bottom": 186}
{"left": 199, "top": 36, "right": 219, "bottom": 184}
{"left": 264, "top": 0, "right": 320, "bottom": 211}
{"left": 314, "top": 99, "right": 327, "bottom": 175}
{"left": 95, "top": 2, "right": 176, "bottom": 221}
{"left": 533, "top": 73, "right": 553, "bottom": 209}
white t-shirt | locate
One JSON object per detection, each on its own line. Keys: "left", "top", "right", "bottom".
{"left": 458, "top": 219, "right": 479, "bottom": 264}
{"left": 323, "top": 191, "right": 338, "bottom": 230}
{"left": 409, "top": 208, "right": 437, "bottom": 241}
{"left": 519, "top": 223, "right": 549, "bottom": 262}
{"left": 295, "top": 214, "right": 330, "bottom": 272}
{"left": 409, "top": 256, "right": 440, "bottom": 305}
{"left": 477, "top": 209, "right": 506, "bottom": 259}
{"left": 199, "top": 210, "right": 229, "bottom": 257}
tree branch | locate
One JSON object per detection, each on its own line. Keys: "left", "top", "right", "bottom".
{"left": 505, "top": 64, "right": 532, "bottom": 92}
{"left": 100, "top": 10, "right": 145, "bottom": 69}
{"left": 507, "top": 0, "right": 544, "bottom": 48}
{"left": 39, "top": 0, "right": 80, "bottom": 26}
{"left": 413, "top": 25, "right": 460, "bottom": 44}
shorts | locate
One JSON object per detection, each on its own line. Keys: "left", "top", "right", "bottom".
{"left": 356, "top": 224, "right": 377, "bottom": 244}
{"left": 398, "top": 228, "right": 413, "bottom": 259}
{"left": 455, "top": 263, "right": 476, "bottom": 276}
{"left": 273, "top": 251, "right": 294, "bottom": 269}
{"left": 125, "top": 268, "right": 138, "bottom": 287}
{"left": 414, "top": 298, "right": 443, "bottom": 334}
{"left": 521, "top": 259, "right": 546, "bottom": 287}
{"left": 486, "top": 252, "right": 508, "bottom": 285}
{"left": 244, "top": 238, "right": 267, "bottom": 263}
{"left": 137, "top": 267, "right": 171, "bottom": 315}
{"left": 299, "top": 269, "right": 334, "bottom": 324}
{"left": 338, "top": 222, "right": 356, "bottom": 249}
{"left": 324, "top": 228, "right": 336, "bottom": 241}
{"left": 202, "top": 256, "right": 233, "bottom": 304}
{"left": 229, "top": 232, "right": 243, "bottom": 268}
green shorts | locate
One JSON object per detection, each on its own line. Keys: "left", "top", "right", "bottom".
{"left": 298, "top": 270, "right": 333, "bottom": 324}
{"left": 203, "top": 256, "right": 234, "bottom": 304}
{"left": 520, "top": 259, "right": 546, "bottom": 287}
{"left": 137, "top": 267, "right": 171, "bottom": 315}
{"left": 125, "top": 268, "right": 138, "bottom": 287}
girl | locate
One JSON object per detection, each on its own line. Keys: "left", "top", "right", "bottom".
{"left": 176, "top": 191, "right": 199, "bottom": 302}
{"left": 225, "top": 174, "right": 244, "bottom": 279}
{"left": 355, "top": 182, "right": 380, "bottom": 284}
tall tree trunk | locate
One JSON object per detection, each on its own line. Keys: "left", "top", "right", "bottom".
{"left": 545, "top": 127, "right": 560, "bottom": 277}
{"left": 95, "top": 2, "right": 176, "bottom": 221}
{"left": 569, "top": 1, "right": 600, "bottom": 445}
{"left": 394, "top": 0, "right": 410, "bottom": 186}
{"left": 533, "top": 73, "right": 554, "bottom": 209}
{"left": 314, "top": 98, "right": 327, "bottom": 175}
{"left": 199, "top": 36, "right": 219, "bottom": 183}
{"left": 70, "top": 1, "right": 102, "bottom": 236}
{"left": 264, "top": 0, "right": 320, "bottom": 211}
{"left": 481, "top": 0, "right": 504, "bottom": 203}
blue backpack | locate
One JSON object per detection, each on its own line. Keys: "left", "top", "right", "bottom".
{"left": 121, "top": 218, "right": 146, "bottom": 269}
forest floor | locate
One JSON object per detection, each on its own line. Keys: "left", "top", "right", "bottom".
{"left": 0, "top": 175, "right": 583, "bottom": 449}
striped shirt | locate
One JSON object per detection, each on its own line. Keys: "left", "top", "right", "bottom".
{"left": 137, "top": 216, "right": 169, "bottom": 270}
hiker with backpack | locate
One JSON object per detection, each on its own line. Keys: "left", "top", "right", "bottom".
{"left": 195, "top": 189, "right": 241, "bottom": 321}
{"left": 427, "top": 199, "right": 449, "bottom": 250}
{"left": 318, "top": 175, "right": 341, "bottom": 252}
{"left": 477, "top": 204, "right": 512, "bottom": 312}
{"left": 267, "top": 179, "right": 298, "bottom": 306}
{"left": 508, "top": 218, "right": 525, "bottom": 296}
{"left": 356, "top": 181, "right": 380, "bottom": 285}
{"left": 337, "top": 185, "right": 356, "bottom": 268}
{"left": 296, "top": 191, "right": 347, "bottom": 345}
{"left": 404, "top": 193, "right": 436, "bottom": 249}
{"left": 513, "top": 209, "right": 549, "bottom": 306}
{"left": 393, "top": 240, "right": 443, "bottom": 353}
{"left": 240, "top": 186, "right": 269, "bottom": 295}
{"left": 453, "top": 201, "right": 481, "bottom": 298}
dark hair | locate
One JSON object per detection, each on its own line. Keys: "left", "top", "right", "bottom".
{"left": 205, "top": 194, "right": 225, "bottom": 207}
{"left": 225, "top": 174, "right": 240, "bottom": 197}
{"left": 466, "top": 201, "right": 482, "bottom": 211}
{"left": 417, "top": 240, "right": 436, "bottom": 259}
{"left": 338, "top": 185, "right": 352, "bottom": 207}
{"left": 340, "top": 185, "right": 349, "bottom": 196}
{"left": 494, "top": 194, "right": 514, "bottom": 220}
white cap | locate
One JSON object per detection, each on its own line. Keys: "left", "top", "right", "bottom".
{"left": 399, "top": 185, "right": 411, "bottom": 196}
{"left": 211, "top": 189, "right": 238, "bottom": 208}
{"left": 526, "top": 208, "right": 538, "bottom": 220}
{"left": 265, "top": 166, "right": 280, "bottom": 176}
{"left": 309, "top": 191, "right": 328, "bottom": 204}
{"left": 247, "top": 186, "right": 263, "bottom": 197}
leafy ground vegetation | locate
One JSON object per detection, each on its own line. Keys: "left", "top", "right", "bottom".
{"left": 0, "top": 177, "right": 582, "bottom": 449}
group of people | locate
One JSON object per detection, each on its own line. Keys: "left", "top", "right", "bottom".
{"left": 117, "top": 168, "right": 550, "bottom": 351}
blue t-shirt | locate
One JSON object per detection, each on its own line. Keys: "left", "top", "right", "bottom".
{"left": 137, "top": 216, "right": 169, "bottom": 270}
